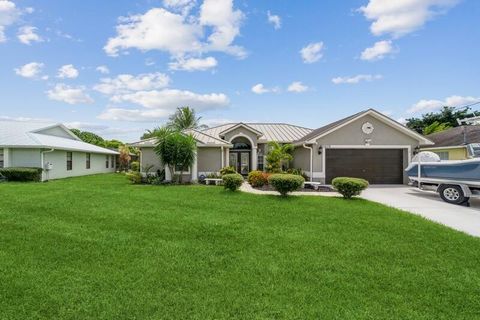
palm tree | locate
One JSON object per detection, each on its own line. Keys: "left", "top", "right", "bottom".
{"left": 265, "top": 141, "right": 294, "bottom": 173}
{"left": 167, "top": 106, "right": 202, "bottom": 131}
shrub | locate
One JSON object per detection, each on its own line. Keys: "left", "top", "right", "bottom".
{"left": 332, "top": 177, "right": 369, "bottom": 199}
{"left": 126, "top": 171, "right": 142, "bottom": 184}
{"left": 247, "top": 170, "right": 268, "bottom": 188}
{"left": 268, "top": 174, "right": 304, "bottom": 196}
{"left": 286, "top": 168, "right": 309, "bottom": 181}
{"left": 222, "top": 173, "right": 243, "bottom": 191}
{"left": 0, "top": 167, "right": 43, "bottom": 182}
{"left": 220, "top": 166, "right": 236, "bottom": 176}
{"left": 130, "top": 161, "right": 140, "bottom": 172}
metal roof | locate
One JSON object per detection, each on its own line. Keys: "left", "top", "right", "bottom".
{"left": 0, "top": 120, "right": 118, "bottom": 154}
{"left": 201, "top": 123, "right": 313, "bottom": 143}
{"left": 425, "top": 125, "right": 480, "bottom": 147}
{"left": 129, "top": 129, "right": 231, "bottom": 148}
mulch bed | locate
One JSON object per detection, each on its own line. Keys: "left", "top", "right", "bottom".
{"left": 253, "top": 185, "right": 334, "bottom": 192}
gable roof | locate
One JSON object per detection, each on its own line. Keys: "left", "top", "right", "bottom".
{"left": 296, "top": 109, "right": 434, "bottom": 145}
{"left": 218, "top": 123, "right": 263, "bottom": 137}
{"left": 129, "top": 129, "right": 231, "bottom": 148}
{"left": 0, "top": 120, "right": 118, "bottom": 154}
{"left": 425, "top": 125, "right": 480, "bottom": 147}
{"left": 202, "top": 123, "right": 313, "bottom": 143}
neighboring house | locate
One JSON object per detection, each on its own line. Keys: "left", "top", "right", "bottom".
{"left": 131, "top": 109, "right": 433, "bottom": 184}
{"left": 421, "top": 125, "right": 480, "bottom": 160}
{"left": 0, "top": 120, "right": 118, "bottom": 181}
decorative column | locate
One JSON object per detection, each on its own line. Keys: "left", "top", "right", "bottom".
{"left": 225, "top": 147, "right": 230, "bottom": 167}
{"left": 221, "top": 147, "right": 224, "bottom": 168}
{"left": 191, "top": 149, "right": 198, "bottom": 182}
{"left": 165, "top": 164, "right": 172, "bottom": 181}
{"left": 251, "top": 146, "right": 257, "bottom": 171}
{"left": 3, "top": 148, "right": 10, "bottom": 167}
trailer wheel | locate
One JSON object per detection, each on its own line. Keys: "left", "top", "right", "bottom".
{"left": 438, "top": 185, "right": 469, "bottom": 205}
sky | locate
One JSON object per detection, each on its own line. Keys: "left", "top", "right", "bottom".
{"left": 0, "top": 0, "right": 479, "bottom": 142}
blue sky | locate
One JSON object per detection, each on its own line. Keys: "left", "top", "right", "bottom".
{"left": 1, "top": 0, "right": 479, "bottom": 141}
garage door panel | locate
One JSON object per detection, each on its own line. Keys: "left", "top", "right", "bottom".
{"left": 326, "top": 149, "right": 403, "bottom": 184}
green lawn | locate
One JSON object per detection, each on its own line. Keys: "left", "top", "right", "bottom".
{"left": 1, "top": 174, "right": 479, "bottom": 319}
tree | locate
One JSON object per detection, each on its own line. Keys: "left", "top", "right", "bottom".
{"left": 154, "top": 128, "right": 197, "bottom": 183}
{"left": 118, "top": 145, "right": 131, "bottom": 171}
{"left": 265, "top": 141, "right": 294, "bottom": 173}
{"left": 167, "top": 106, "right": 202, "bottom": 131}
{"left": 406, "top": 106, "right": 475, "bottom": 134}
{"left": 141, "top": 126, "right": 163, "bottom": 140}
{"left": 422, "top": 121, "right": 451, "bottom": 135}
{"left": 70, "top": 128, "right": 126, "bottom": 149}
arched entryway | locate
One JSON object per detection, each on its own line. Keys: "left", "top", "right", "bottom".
{"left": 229, "top": 136, "right": 251, "bottom": 175}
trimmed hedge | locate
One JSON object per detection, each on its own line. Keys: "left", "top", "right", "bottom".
{"left": 0, "top": 167, "right": 43, "bottom": 182}
{"left": 222, "top": 173, "right": 244, "bottom": 191}
{"left": 332, "top": 177, "right": 369, "bottom": 199}
{"left": 247, "top": 170, "right": 268, "bottom": 188}
{"left": 268, "top": 174, "right": 304, "bottom": 196}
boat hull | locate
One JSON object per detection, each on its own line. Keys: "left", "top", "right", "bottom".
{"left": 406, "top": 159, "right": 480, "bottom": 185}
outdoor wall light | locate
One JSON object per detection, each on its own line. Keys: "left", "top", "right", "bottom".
{"left": 318, "top": 146, "right": 323, "bottom": 155}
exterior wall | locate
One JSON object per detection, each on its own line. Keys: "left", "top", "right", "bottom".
{"left": 421, "top": 147, "right": 468, "bottom": 160}
{"left": 139, "top": 147, "right": 163, "bottom": 172}
{"left": 43, "top": 150, "right": 115, "bottom": 180}
{"left": 292, "top": 146, "right": 311, "bottom": 173}
{"left": 197, "top": 147, "right": 223, "bottom": 175}
{"left": 10, "top": 148, "right": 42, "bottom": 167}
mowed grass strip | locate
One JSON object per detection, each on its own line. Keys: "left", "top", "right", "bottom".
{"left": 0, "top": 174, "right": 479, "bottom": 319}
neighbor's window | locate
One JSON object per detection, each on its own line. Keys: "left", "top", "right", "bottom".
{"left": 86, "top": 153, "right": 91, "bottom": 169}
{"left": 110, "top": 155, "right": 114, "bottom": 168}
{"left": 105, "top": 155, "right": 109, "bottom": 168}
{"left": 0, "top": 149, "right": 4, "bottom": 168}
{"left": 435, "top": 151, "right": 449, "bottom": 160}
{"left": 67, "top": 152, "right": 73, "bottom": 171}
{"left": 174, "top": 164, "right": 190, "bottom": 173}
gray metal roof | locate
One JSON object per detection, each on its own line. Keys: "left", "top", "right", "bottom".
{"left": 129, "top": 129, "right": 231, "bottom": 148}
{"left": 201, "top": 123, "right": 313, "bottom": 143}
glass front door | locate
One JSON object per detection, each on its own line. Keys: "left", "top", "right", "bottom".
{"left": 229, "top": 151, "right": 250, "bottom": 175}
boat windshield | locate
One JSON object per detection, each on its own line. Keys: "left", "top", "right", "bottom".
{"left": 468, "top": 143, "right": 480, "bottom": 158}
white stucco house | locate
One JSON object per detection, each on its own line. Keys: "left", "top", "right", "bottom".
{"left": 0, "top": 120, "right": 118, "bottom": 181}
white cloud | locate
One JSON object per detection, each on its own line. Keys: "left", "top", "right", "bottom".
{"left": 57, "top": 64, "right": 79, "bottom": 79}
{"left": 360, "top": 40, "right": 393, "bottom": 61}
{"left": 287, "top": 81, "right": 308, "bottom": 93}
{"left": 104, "top": 0, "right": 245, "bottom": 60}
{"left": 251, "top": 83, "right": 279, "bottom": 94}
{"left": 300, "top": 42, "right": 324, "bottom": 64}
{"left": 14, "top": 62, "right": 44, "bottom": 79}
{"left": 168, "top": 56, "right": 217, "bottom": 71}
{"left": 408, "top": 95, "right": 480, "bottom": 114}
{"left": 163, "top": 0, "right": 196, "bottom": 15}
{"left": 397, "top": 117, "right": 407, "bottom": 124}
{"left": 94, "top": 72, "right": 171, "bottom": 95}
{"left": 359, "top": 0, "right": 459, "bottom": 38}
{"left": 267, "top": 11, "right": 281, "bottom": 30}
{"left": 47, "top": 84, "right": 94, "bottom": 105}
{"left": 332, "top": 74, "right": 383, "bottom": 84}
{"left": 96, "top": 65, "right": 110, "bottom": 74}
{"left": 98, "top": 108, "right": 172, "bottom": 122}
{"left": 0, "top": 0, "right": 20, "bottom": 42}
{"left": 17, "top": 25, "right": 42, "bottom": 44}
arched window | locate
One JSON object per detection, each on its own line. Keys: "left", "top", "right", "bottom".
{"left": 231, "top": 137, "right": 251, "bottom": 150}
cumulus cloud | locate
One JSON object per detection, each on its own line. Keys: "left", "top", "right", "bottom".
{"left": 408, "top": 95, "right": 480, "bottom": 114}
{"left": 97, "top": 108, "right": 172, "bottom": 122}
{"left": 251, "top": 83, "right": 279, "bottom": 94}
{"left": 14, "top": 62, "right": 45, "bottom": 79}
{"left": 300, "top": 42, "right": 324, "bottom": 64}
{"left": 360, "top": 40, "right": 393, "bottom": 61}
{"left": 163, "top": 0, "right": 196, "bottom": 15}
{"left": 57, "top": 64, "right": 79, "bottom": 79}
{"left": 0, "top": 0, "right": 20, "bottom": 42}
{"left": 168, "top": 56, "right": 217, "bottom": 71}
{"left": 359, "top": 0, "right": 459, "bottom": 38}
{"left": 94, "top": 72, "right": 171, "bottom": 95}
{"left": 17, "top": 25, "right": 42, "bottom": 44}
{"left": 332, "top": 74, "right": 383, "bottom": 84}
{"left": 104, "top": 0, "right": 245, "bottom": 60}
{"left": 96, "top": 65, "right": 110, "bottom": 74}
{"left": 287, "top": 81, "right": 308, "bottom": 93}
{"left": 47, "top": 84, "right": 94, "bottom": 105}
{"left": 267, "top": 11, "right": 281, "bottom": 30}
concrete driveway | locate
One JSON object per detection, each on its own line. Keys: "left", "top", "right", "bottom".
{"left": 361, "top": 186, "right": 480, "bottom": 237}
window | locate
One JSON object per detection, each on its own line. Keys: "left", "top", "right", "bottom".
{"left": 0, "top": 149, "right": 3, "bottom": 168}
{"left": 66, "top": 152, "right": 73, "bottom": 170}
{"left": 435, "top": 151, "right": 449, "bottom": 160}
{"left": 257, "top": 154, "right": 264, "bottom": 171}
{"left": 110, "top": 155, "right": 114, "bottom": 168}
{"left": 105, "top": 155, "right": 109, "bottom": 168}
{"left": 174, "top": 164, "right": 190, "bottom": 173}
{"left": 86, "top": 153, "right": 91, "bottom": 169}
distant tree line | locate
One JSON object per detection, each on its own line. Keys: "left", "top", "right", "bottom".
{"left": 406, "top": 106, "right": 476, "bottom": 135}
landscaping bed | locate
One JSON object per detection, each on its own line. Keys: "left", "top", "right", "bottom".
{"left": 252, "top": 184, "right": 334, "bottom": 192}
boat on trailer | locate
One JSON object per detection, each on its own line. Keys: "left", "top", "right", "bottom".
{"left": 405, "top": 152, "right": 480, "bottom": 205}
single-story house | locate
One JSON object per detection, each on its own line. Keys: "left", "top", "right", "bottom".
{"left": 131, "top": 109, "right": 434, "bottom": 184}
{"left": 0, "top": 120, "right": 118, "bottom": 181}
{"left": 421, "top": 125, "right": 480, "bottom": 160}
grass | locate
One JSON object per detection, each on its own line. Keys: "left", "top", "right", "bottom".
{"left": 0, "top": 174, "right": 479, "bottom": 319}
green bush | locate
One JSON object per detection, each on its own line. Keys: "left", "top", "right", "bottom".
{"left": 247, "top": 170, "right": 268, "bottom": 187}
{"left": 220, "top": 166, "right": 236, "bottom": 176}
{"left": 268, "top": 174, "right": 304, "bottom": 196}
{"left": 286, "top": 168, "right": 309, "bottom": 181}
{"left": 0, "top": 167, "right": 43, "bottom": 182}
{"left": 130, "top": 161, "right": 140, "bottom": 172}
{"left": 332, "top": 177, "right": 369, "bottom": 199}
{"left": 126, "top": 171, "right": 142, "bottom": 184}
{"left": 222, "top": 173, "right": 244, "bottom": 191}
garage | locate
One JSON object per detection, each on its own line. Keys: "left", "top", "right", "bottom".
{"left": 325, "top": 148, "right": 404, "bottom": 184}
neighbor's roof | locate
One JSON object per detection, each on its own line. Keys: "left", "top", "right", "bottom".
{"left": 425, "top": 125, "right": 480, "bottom": 147}
{"left": 0, "top": 120, "right": 118, "bottom": 154}
{"left": 129, "top": 129, "right": 232, "bottom": 147}
{"left": 201, "top": 123, "right": 313, "bottom": 143}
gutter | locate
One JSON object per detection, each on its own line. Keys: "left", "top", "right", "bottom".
{"left": 40, "top": 148, "right": 55, "bottom": 182}
{"left": 302, "top": 144, "right": 313, "bottom": 182}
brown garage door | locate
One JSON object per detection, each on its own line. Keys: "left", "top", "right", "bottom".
{"left": 326, "top": 149, "right": 404, "bottom": 184}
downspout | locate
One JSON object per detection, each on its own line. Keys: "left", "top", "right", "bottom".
{"left": 302, "top": 144, "right": 313, "bottom": 182}
{"left": 41, "top": 148, "right": 55, "bottom": 182}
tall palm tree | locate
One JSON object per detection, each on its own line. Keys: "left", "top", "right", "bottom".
{"left": 167, "top": 106, "right": 202, "bottom": 131}
{"left": 265, "top": 141, "right": 294, "bottom": 173}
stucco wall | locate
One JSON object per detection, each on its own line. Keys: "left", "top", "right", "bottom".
{"left": 10, "top": 148, "right": 42, "bottom": 167}
{"left": 43, "top": 150, "right": 115, "bottom": 180}
{"left": 140, "top": 147, "right": 163, "bottom": 172}
{"left": 198, "top": 147, "right": 222, "bottom": 174}
{"left": 422, "top": 147, "right": 468, "bottom": 160}
{"left": 292, "top": 146, "right": 311, "bottom": 172}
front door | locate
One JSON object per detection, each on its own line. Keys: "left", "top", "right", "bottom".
{"left": 229, "top": 151, "right": 250, "bottom": 175}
